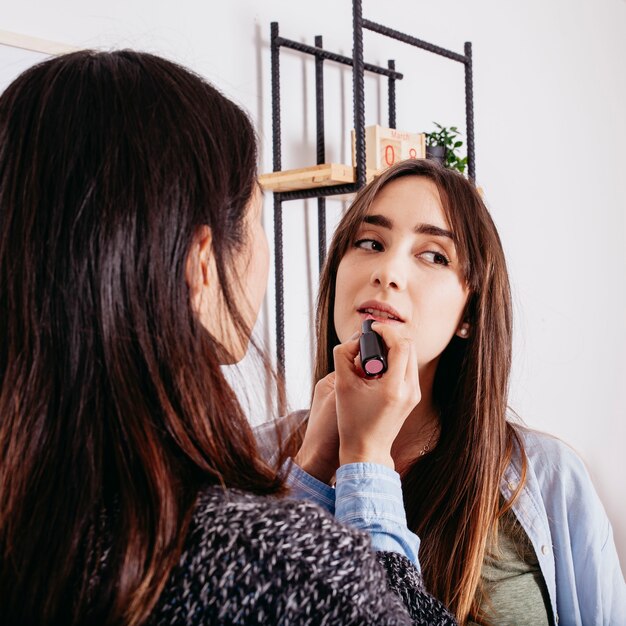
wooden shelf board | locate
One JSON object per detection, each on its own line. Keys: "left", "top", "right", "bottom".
{"left": 259, "top": 163, "right": 481, "bottom": 198}
{"left": 0, "top": 30, "right": 79, "bottom": 55}
{"left": 259, "top": 163, "right": 378, "bottom": 193}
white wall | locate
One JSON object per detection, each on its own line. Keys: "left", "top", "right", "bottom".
{"left": 3, "top": 0, "right": 625, "bottom": 569}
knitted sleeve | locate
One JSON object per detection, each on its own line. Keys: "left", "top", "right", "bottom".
{"left": 148, "top": 488, "right": 456, "bottom": 625}
{"left": 377, "top": 551, "right": 457, "bottom": 625}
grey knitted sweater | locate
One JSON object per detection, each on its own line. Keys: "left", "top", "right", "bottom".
{"left": 147, "top": 486, "right": 456, "bottom": 625}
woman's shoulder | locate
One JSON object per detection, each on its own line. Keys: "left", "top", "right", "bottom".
{"left": 190, "top": 483, "right": 357, "bottom": 546}
{"left": 510, "top": 423, "right": 589, "bottom": 478}
{"left": 149, "top": 485, "right": 413, "bottom": 625}
{"left": 509, "top": 424, "right": 608, "bottom": 526}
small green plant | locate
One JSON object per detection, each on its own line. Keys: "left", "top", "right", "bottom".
{"left": 424, "top": 122, "right": 468, "bottom": 174}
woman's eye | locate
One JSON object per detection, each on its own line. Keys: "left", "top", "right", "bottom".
{"left": 420, "top": 251, "right": 450, "bottom": 266}
{"left": 354, "top": 238, "right": 383, "bottom": 251}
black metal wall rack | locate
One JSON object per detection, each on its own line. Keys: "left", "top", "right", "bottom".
{"left": 266, "top": 0, "right": 476, "bottom": 395}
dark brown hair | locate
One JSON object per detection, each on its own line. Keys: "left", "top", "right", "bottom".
{"left": 0, "top": 50, "right": 285, "bottom": 625}
{"left": 314, "top": 159, "right": 526, "bottom": 624}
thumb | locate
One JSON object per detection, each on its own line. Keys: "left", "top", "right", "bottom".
{"left": 313, "top": 371, "right": 336, "bottom": 400}
{"left": 333, "top": 333, "right": 361, "bottom": 377}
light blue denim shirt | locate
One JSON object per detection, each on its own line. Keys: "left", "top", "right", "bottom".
{"left": 279, "top": 422, "right": 626, "bottom": 626}
{"left": 285, "top": 460, "right": 421, "bottom": 570}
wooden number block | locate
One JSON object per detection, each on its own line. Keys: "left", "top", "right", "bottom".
{"left": 352, "top": 125, "right": 426, "bottom": 172}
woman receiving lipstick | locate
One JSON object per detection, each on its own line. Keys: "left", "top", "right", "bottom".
{"left": 288, "top": 159, "right": 626, "bottom": 625}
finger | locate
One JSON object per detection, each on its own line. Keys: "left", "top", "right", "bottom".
{"left": 316, "top": 371, "right": 336, "bottom": 394}
{"left": 333, "top": 335, "right": 361, "bottom": 376}
{"left": 311, "top": 374, "right": 336, "bottom": 413}
{"left": 353, "top": 352, "right": 368, "bottom": 378}
{"left": 368, "top": 321, "right": 406, "bottom": 347}
{"left": 369, "top": 322, "right": 412, "bottom": 383}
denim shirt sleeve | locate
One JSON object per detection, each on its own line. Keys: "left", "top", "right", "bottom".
{"left": 285, "top": 460, "right": 421, "bottom": 570}
{"left": 285, "top": 460, "right": 335, "bottom": 515}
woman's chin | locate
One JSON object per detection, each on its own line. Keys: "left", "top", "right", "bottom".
{"left": 219, "top": 339, "right": 250, "bottom": 365}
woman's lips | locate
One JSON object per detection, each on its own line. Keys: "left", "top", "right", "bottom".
{"left": 357, "top": 301, "right": 405, "bottom": 323}
{"left": 357, "top": 309, "right": 404, "bottom": 324}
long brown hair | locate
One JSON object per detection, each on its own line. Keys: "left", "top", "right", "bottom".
{"left": 314, "top": 159, "right": 526, "bottom": 624}
{"left": 0, "top": 50, "right": 286, "bottom": 625}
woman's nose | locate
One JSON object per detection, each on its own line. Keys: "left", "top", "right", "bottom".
{"left": 370, "top": 257, "right": 407, "bottom": 290}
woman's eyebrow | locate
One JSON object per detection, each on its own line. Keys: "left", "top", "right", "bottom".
{"left": 363, "top": 214, "right": 393, "bottom": 229}
{"left": 363, "top": 214, "right": 455, "bottom": 241}
{"left": 415, "top": 224, "right": 455, "bottom": 241}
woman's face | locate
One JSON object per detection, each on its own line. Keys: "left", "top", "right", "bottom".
{"left": 334, "top": 176, "right": 469, "bottom": 370}
{"left": 189, "top": 185, "right": 269, "bottom": 363}
{"left": 234, "top": 185, "right": 270, "bottom": 351}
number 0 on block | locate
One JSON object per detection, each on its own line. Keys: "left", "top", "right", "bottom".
{"left": 352, "top": 125, "right": 426, "bottom": 173}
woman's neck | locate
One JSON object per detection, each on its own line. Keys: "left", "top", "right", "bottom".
{"left": 390, "top": 364, "right": 440, "bottom": 475}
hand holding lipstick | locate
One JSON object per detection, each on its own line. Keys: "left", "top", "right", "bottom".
{"left": 294, "top": 324, "right": 420, "bottom": 480}
{"left": 334, "top": 322, "right": 421, "bottom": 469}
{"left": 293, "top": 372, "right": 339, "bottom": 483}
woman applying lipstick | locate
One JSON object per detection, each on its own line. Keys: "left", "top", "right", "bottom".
{"left": 0, "top": 52, "right": 456, "bottom": 625}
{"left": 292, "top": 159, "right": 626, "bottom": 625}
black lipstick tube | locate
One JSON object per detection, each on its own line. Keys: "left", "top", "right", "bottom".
{"left": 359, "top": 319, "right": 388, "bottom": 376}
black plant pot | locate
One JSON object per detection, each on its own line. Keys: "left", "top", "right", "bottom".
{"left": 425, "top": 145, "right": 446, "bottom": 165}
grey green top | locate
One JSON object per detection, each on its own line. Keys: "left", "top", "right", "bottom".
{"left": 469, "top": 506, "right": 553, "bottom": 625}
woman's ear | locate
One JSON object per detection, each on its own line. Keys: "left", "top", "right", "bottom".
{"left": 456, "top": 321, "right": 471, "bottom": 339}
{"left": 185, "top": 225, "right": 213, "bottom": 315}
